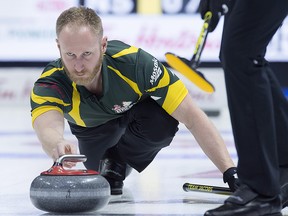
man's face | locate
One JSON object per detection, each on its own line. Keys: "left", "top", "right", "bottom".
{"left": 57, "top": 25, "right": 107, "bottom": 86}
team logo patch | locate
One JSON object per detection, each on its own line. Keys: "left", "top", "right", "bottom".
{"left": 112, "top": 101, "right": 133, "bottom": 113}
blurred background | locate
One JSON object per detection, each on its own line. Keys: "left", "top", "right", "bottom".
{"left": 0, "top": 0, "right": 287, "bottom": 120}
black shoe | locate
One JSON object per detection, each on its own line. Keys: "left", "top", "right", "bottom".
{"left": 281, "top": 183, "right": 288, "bottom": 209}
{"left": 99, "top": 158, "right": 131, "bottom": 195}
{"left": 280, "top": 167, "right": 288, "bottom": 208}
{"left": 204, "top": 185, "right": 282, "bottom": 216}
{"left": 104, "top": 176, "right": 124, "bottom": 195}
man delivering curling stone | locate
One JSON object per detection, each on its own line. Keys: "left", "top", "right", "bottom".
{"left": 30, "top": 6, "right": 238, "bottom": 195}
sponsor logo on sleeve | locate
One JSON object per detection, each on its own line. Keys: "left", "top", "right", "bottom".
{"left": 150, "top": 58, "right": 163, "bottom": 85}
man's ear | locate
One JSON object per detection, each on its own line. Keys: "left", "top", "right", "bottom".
{"left": 56, "top": 38, "right": 60, "bottom": 49}
{"left": 101, "top": 36, "right": 108, "bottom": 53}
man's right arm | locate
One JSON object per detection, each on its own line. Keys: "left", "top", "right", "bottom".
{"left": 33, "top": 110, "right": 78, "bottom": 167}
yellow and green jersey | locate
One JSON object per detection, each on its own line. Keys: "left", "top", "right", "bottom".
{"left": 30, "top": 40, "right": 188, "bottom": 127}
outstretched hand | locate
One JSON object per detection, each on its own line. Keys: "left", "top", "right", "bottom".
{"left": 223, "top": 167, "right": 240, "bottom": 192}
{"left": 52, "top": 140, "right": 78, "bottom": 168}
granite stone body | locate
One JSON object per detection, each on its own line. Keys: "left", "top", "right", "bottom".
{"left": 30, "top": 155, "right": 110, "bottom": 213}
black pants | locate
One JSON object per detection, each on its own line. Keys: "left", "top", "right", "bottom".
{"left": 220, "top": 0, "right": 288, "bottom": 196}
{"left": 69, "top": 97, "right": 179, "bottom": 172}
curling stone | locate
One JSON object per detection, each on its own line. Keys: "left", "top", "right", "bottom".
{"left": 30, "top": 154, "right": 110, "bottom": 213}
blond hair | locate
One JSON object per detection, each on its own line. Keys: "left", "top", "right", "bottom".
{"left": 56, "top": 6, "right": 103, "bottom": 37}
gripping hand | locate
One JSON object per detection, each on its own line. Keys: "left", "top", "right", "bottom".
{"left": 198, "top": 0, "right": 229, "bottom": 32}
{"left": 223, "top": 167, "right": 240, "bottom": 192}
